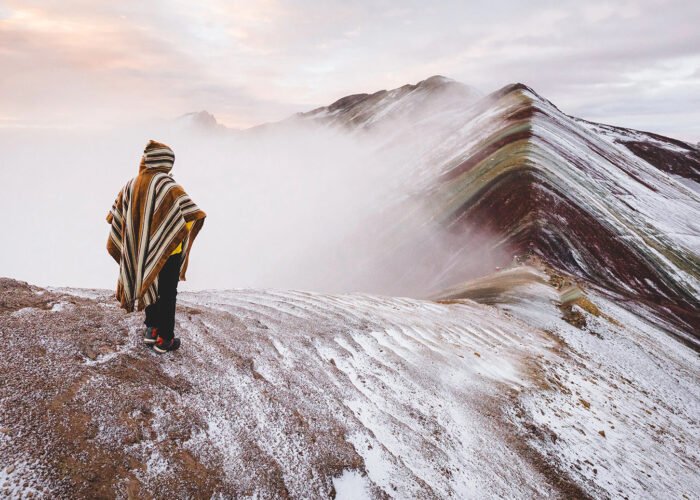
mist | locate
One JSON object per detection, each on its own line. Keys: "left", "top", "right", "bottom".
{"left": 0, "top": 96, "right": 507, "bottom": 297}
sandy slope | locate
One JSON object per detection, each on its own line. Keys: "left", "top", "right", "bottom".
{"left": 1, "top": 267, "right": 697, "bottom": 499}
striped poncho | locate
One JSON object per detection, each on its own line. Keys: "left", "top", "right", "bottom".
{"left": 106, "top": 141, "right": 206, "bottom": 312}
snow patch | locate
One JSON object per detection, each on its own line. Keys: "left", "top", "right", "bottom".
{"left": 332, "top": 469, "right": 372, "bottom": 500}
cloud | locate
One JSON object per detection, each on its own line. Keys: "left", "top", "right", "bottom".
{"left": 0, "top": 0, "right": 698, "bottom": 139}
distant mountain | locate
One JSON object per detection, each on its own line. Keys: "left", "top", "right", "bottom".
{"left": 291, "top": 75, "right": 481, "bottom": 129}
{"left": 175, "top": 110, "right": 227, "bottom": 131}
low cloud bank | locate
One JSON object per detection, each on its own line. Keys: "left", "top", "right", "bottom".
{"left": 0, "top": 115, "right": 504, "bottom": 296}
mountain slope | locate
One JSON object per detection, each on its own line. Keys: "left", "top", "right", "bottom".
{"left": 289, "top": 77, "right": 700, "bottom": 345}
{"left": 424, "top": 83, "right": 700, "bottom": 342}
{"left": 1, "top": 268, "right": 698, "bottom": 498}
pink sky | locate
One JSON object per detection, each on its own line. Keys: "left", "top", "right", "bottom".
{"left": 1, "top": 0, "right": 699, "bottom": 140}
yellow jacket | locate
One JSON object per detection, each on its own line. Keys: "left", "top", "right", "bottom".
{"left": 171, "top": 220, "right": 194, "bottom": 255}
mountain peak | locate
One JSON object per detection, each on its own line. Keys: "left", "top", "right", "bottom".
{"left": 490, "top": 82, "right": 546, "bottom": 103}
{"left": 177, "top": 110, "right": 225, "bottom": 130}
{"left": 486, "top": 82, "right": 564, "bottom": 117}
{"left": 415, "top": 74, "right": 456, "bottom": 88}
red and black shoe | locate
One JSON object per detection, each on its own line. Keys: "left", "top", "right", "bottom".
{"left": 143, "top": 326, "right": 158, "bottom": 346}
{"left": 153, "top": 336, "right": 181, "bottom": 354}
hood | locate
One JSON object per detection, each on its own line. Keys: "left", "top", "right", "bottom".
{"left": 139, "top": 140, "right": 175, "bottom": 174}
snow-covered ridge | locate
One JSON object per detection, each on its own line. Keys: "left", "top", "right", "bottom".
{"left": 2, "top": 263, "right": 698, "bottom": 498}
{"left": 451, "top": 84, "right": 700, "bottom": 341}
{"left": 300, "top": 78, "right": 700, "bottom": 342}
{"left": 292, "top": 75, "right": 482, "bottom": 130}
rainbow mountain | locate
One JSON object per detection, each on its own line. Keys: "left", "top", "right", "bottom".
{"left": 292, "top": 75, "right": 700, "bottom": 347}
{"left": 2, "top": 77, "right": 698, "bottom": 498}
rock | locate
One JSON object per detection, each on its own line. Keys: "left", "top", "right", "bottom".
{"left": 598, "top": 430, "right": 606, "bottom": 438}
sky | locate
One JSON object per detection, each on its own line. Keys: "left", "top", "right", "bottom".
{"left": 1, "top": 0, "right": 699, "bottom": 141}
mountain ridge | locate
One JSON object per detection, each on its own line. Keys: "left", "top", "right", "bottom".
{"left": 178, "top": 76, "right": 699, "bottom": 343}
{"left": 181, "top": 76, "right": 698, "bottom": 151}
{"left": 1, "top": 256, "right": 698, "bottom": 497}
{"left": 309, "top": 77, "right": 700, "bottom": 344}
{"left": 2, "top": 76, "right": 699, "bottom": 498}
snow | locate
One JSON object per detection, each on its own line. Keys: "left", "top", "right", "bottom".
{"left": 50, "top": 301, "right": 73, "bottom": 312}
{"left": 332, "top": 469, "right": 372, "bottom": 499}
{"left": 672, "top": 173, "right": 700, "bottom": 195}
{"left": 1, "top": 460, "right": 45, "bottom": 498}
{"left": 1, "top": 268, "right": 698, "bottom": 497}
{"left": 169, "top": 288, "right": 555, "bottom": 497}
{"left": 484, "top": 272, "right": 700, "bottom": 499}
{"left": 573, "top": 118, "right": 700, "bottom": 262}
{"left": 46, "top": 286, "right": 112, "bottom": 300}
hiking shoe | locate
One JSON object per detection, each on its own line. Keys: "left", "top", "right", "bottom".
{"left": 153, "top": 336, "right": 181, "bottom": 354}
{"left": 143, "top": 326, "right": 158, "bottom": 345}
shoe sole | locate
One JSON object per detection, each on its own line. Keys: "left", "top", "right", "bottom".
{"left": 143, "top": 338, "right": 157, "bottom": 345}
{"left": 153, "top": 341, "right": 180, "bottom": 354}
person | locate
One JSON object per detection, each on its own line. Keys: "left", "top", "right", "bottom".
{"left": 106, "top": 140, "right": 206, "bottom": 353}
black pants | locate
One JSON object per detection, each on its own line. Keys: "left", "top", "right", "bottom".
{"left": 144, "top": 253, "right": 182, "bottom": 342}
